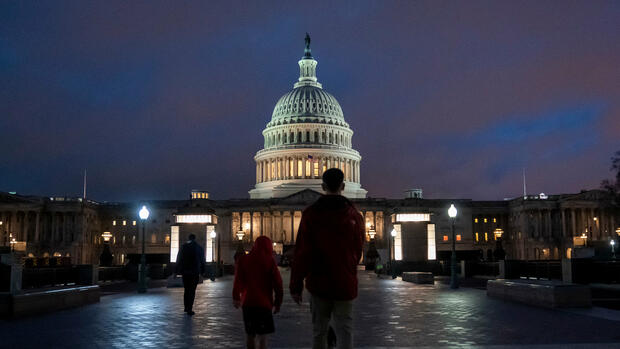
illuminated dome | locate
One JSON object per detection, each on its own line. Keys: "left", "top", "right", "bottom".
{"left": 268, "top": 86, "right": 347, "bottom": 128}
{"left": 249, "top": 34, "right": 367, "bottom": 199}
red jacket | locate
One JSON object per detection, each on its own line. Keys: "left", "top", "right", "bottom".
{"left": 290, "top": 195, "right": 364, "bottom": 300}
{"left": 233, "top": 236, "right": 283, "bottom": 310}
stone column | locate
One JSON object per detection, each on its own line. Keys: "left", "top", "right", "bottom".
{"left": 250, "top": 212, "right": 254, "bottom": 242}
{"left": 303, "top": 158, "right": 307, "bottom": 178}
{"left": 34, "top": 211, "right": 40, "bottom": 243}
{"left": 280, "top": 212, "right": 284, "bottom": 242}
{"left": 260, "top": 212, "right": 264, "bottom": 236}
{"left": 290, "top": 211, "right": 295, "bottom": 244}
{"left": 546, "top": 210, "right": 552, "bottom": 238}
{"left": 561, "top": 209, "right": 566, "bottom": 238}
{"left": 571, "top": 209, "right": 577, "bottom": 237}
{"left": 580, "top": 209, "right": 587, "bottom": 237}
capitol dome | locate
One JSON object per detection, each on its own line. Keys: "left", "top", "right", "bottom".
{"left": 249, "top": 34, "right": 367, "bottom": 199}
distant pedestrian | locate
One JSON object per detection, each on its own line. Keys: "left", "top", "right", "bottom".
{"left": 175, "top": 233, "right": 206, "bottom": 316}
{"left": 290, "top": 168, "right": 364, "bottom": 349}
{"left": 233, "top": 236, "right": 283, "bottom": 349}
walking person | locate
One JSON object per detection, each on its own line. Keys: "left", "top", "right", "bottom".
{"left": 175, "top": 233, "right": 206, "bottom": 316}
{"left": 233, "top": 236, "right": 283, "bottom": 349}
{"left": 290, "top": 168, "right": 365, "bottom": 349}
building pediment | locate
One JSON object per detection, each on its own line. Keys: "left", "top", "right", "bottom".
{"left": 276, "top": 189, "right": 323, "bottom": 205}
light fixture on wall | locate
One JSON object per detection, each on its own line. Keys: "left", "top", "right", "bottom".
{"left": 368, "top": 226, "right": 376, "bottom": 240}
{"left": 102, "top": 232, "right": 113, "bottom": 242}
{"left": 236, "top": 230, "right": 245, "bottom": 241}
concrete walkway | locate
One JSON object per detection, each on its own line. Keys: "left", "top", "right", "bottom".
{"left": 1, "top": 270, "right": 619, "bottom": 348}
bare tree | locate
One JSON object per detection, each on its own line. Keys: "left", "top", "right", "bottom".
{"left": 601, "top": 150, "right": 620, "bottom": 196}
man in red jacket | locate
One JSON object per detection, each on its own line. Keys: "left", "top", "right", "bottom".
{"left": 290, "top": 168, "right": 365, "bottom": 349}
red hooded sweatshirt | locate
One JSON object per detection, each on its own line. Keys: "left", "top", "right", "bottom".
{"left": 233, "top": 236, "right": 283, "bottom": 310}
{"left": 290, "top": 195, "right": 364, "bottom": 300}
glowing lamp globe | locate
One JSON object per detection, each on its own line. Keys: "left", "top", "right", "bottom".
{"left": 139, "top": 206, "right": 150, "bottom": 220}
{"left": 210, "top": 231, "right": 217, "bottom": 239}
{"left": 448, "top": 204, "right": 457, "bottom": 218}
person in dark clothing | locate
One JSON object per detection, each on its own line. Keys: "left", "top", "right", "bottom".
{"left": 233, "top": 236, "right": 283, "bottom": 349}
{"left": 175, "top": 234, "right": 206, "bottom": 315}
{"left": 290, "top": 168, "right": 365, "bottom": 349}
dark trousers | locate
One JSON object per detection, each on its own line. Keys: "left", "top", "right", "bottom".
{"left": 182, "top": 274, "right": 199, "bottom": 311}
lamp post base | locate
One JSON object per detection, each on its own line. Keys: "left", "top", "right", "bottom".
{"left": 138, "top": 258, "right": 147, "bottom": 293}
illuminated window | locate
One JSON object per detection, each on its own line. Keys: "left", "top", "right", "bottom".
{"left": 151, "top": 234, "right": 157, "bottom": 244}
{"left": 393, "top": 224, "right": 402, "bottom": 261}
{"left": 484, "top": 218, "right": 488, "bottom": 223}
{"left": 277, "top": 161, "right": 281, "bottom": 178}
{"left": 165, "top": 234, "right": 170, "bottom": 244}
{"left": 443, "top": 235, "right": 449, "bottom": 241}
{"left": 475, "top": 232, "right": 479, "bottom": 242}
{"left": 396, "top": 213, "right": 430, "bottom": 222}
{"left": 206, "top": 225, "right": 216, "bottom": 262}
{"left": 313, "top": 162, "right": 319, "bottom": 177}
{"left": 132, "top": 221, "right": 136, "bottom": 226}
{"left": 484, "top": 232, "right": 488, "bottom": 241}
{"left": 122, "top": 220, "right": 126, "bottom": 226}
{"left": 290, "top": 160, "right": 294, "bottom": 177}
{"left": 298, "top": 159, "right": 303, "bottom": 176}
{"left": 456, "top": 234, "right": 462, "bottom": 241}
{"left": 113, "top": 220, "right": 116, "bottom": 226}
{"left": 474, "top": 218, "right": 478, "bottom": 223}
{"left": 427, "top": 224, "right": 436, "bottom": 260}
{"left": 176, "top": 215, "right": 212, "bottom": 223}
{"left": 493, "top": 218, "right": 497, "bottom": 223}
{"left": 306, "top": 159, "right": 311, "bottom": 176}
{"left": 170, "top": 226, "right": 179, "bottom": 263}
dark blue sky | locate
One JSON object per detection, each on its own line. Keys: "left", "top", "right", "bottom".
{"left": 2, "top": 1, "right": 619, "bottom": 201}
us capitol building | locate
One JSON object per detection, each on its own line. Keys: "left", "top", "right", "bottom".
{"left": 1, "top": 36, "right": 618, "bottom": 267}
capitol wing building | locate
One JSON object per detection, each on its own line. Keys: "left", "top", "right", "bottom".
{"left": 250, "top": 36, "right": 367, "bottom": 199}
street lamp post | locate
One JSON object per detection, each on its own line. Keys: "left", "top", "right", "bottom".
{"left": 138, "top": 205, "right": 150, "bottom": 293}
{"left": 210, "top": 230, "right": 217, "bottom": 277}
{"left": 448, "top": 204, "right": 458, "bottom": 289}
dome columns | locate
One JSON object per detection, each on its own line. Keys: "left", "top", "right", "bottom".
{"left": 255, "top": 153, "right": 361, "bottom": 184}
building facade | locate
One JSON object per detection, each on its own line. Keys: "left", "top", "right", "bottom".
{"left": 1, "top": 189, "right": 618, "bottom": 266}
{"left": 1, "top": 37, "right": 618, "bottom": 266}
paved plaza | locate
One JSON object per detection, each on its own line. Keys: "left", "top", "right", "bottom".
{"left": 2, "top": 270, "right": 620, "bottom": 348}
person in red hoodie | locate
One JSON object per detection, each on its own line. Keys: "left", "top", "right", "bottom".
{"left": 290, "top": 168, "right": 365, "bottom": 349}
{"left": 233, "top": 236, "right": 283, "bottom": 349}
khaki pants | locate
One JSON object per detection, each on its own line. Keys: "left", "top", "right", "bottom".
{"left": 310, "top": 294, "right": 353, "bottom": 349}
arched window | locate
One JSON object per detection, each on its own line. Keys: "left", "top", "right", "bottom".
{"left": 306, "top": 131, "right": 310, "bottom": 142}
{"left": 283, "top": 133, "right": 287, "bottom": 144}
{"left": 277, "top": 134, "right": 281, "bottom": 145}
{"left": 290, "top": 132, "right": 294, "bottom": 143}
{"left": 340, "top": 134, "right": 344, "bottom": 145}
{"left": 322, "top": 132, "right": 326, "bottom": 143}
{"left": 298, "top": 131, "right": 302, "bottom": 143}
{"left": 335, "top": 133, "right": 339, "bottom": 145}
{"left": 314, "top": 131, "right": 318, "bottom": 143}
{"left": 329, "top": 133, "right": 333, "bottom": 144}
